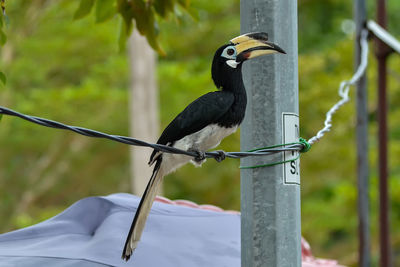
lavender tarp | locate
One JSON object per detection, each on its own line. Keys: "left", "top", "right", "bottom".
{"left": 0, "top": 193, "right": 240, "bottom": 267}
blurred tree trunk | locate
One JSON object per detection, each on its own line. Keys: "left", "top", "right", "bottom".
{"left": 128, "top": 30, "right": 160, "bottom": 195}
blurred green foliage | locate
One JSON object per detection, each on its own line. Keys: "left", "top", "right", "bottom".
{"left": 73, "top": 0, "right": 193, "bottom": 54}
{"left": 0, "top": 0, "right": 400, "bottom": 266}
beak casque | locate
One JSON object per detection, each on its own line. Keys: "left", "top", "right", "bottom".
{"left": 230, "top": 32, "right": 286, "bottom": 62}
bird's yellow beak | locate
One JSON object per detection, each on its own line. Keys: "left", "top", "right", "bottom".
{"left": 231, "top": 32, "right": 286, "bottom": 62}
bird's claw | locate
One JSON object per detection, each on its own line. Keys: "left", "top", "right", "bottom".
{"left": 189, "top": 149, "right": 206, "bottom": 163}
{"left": 214, "top": 150, "right": 226, "bottom": 162}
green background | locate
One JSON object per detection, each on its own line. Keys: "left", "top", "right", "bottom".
{"left": 1, "top": 1, "right": 400, "bottom": 266}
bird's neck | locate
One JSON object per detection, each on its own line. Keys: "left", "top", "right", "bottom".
{"left": 218, "top": 70, "right": 247, "bottom": 127}
{"left": 219, "top": 68, "right": 246, "bottom": 96}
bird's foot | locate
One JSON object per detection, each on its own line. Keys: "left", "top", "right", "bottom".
{"left": 189, "top": 149, "right": 206, "bottom": 164}
{"left": 214, "top": 150, "right": 226, "bottom": 162}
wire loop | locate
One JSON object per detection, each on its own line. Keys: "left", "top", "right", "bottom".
{"left": 299, "top": 138, "right": 311, "bottom": 153}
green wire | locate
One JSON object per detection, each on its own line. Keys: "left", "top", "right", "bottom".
{"left": 239, "top": 137, "right": 311, "bottom": 169}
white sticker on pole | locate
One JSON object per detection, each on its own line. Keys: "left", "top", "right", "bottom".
{"left": 282, "top": 113, "right": 300, "bottom": 185}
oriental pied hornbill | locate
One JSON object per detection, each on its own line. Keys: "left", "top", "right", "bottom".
{"left": 122, "top": 32, "right": 285, "bottom": 261}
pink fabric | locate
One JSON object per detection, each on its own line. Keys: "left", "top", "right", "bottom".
{"left": 155, "top": 196, "right": 345, "bottom": 267}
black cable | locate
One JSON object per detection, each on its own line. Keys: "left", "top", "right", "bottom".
{"left": 0, "top": 106, "right": 305, "bottom": 161}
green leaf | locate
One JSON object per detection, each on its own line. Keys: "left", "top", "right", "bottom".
{"left": 154, "top": 0, "right": 174, "bottom": 18}
{"left": 0, "top": 29, "right": 6, "bottom": 45}
{"left": 129, "top": 0, "right": 165, "bottom": 55}
{"left": 117, "top": 0, "right": 133, "bottom": 31}
{"left": 118, "top": 18, "right": 130, "bottom": 52}
{"left": 0, "top": 71, "right": 6, "bottom": 85}
{"left": 74, "top": 0, "right": 95, "bottom": 19}
{"left": 95, "top": 0, "right": 116, "bottom": 23}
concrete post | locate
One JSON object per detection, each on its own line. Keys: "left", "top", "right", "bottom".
{"left": 240, "top": 1, "right": 301, "bottom": 266}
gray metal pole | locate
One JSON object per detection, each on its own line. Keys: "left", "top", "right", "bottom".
{"left": 240, "top": 1, "right": 301, "bottom": 266}
{"left": 354, "top": 0, "right": 371, "bottom": 266}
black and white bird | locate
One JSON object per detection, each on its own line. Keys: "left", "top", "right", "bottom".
{"left": 122, "top": 32, "right": 285, "bottom": 261}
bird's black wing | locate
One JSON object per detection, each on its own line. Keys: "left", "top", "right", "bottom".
{"left": 149, "top": 91, "right": 234, "bottom": 163}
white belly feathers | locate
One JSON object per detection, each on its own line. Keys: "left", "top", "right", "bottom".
{"left": 175, "top": 124, "right": 238, "bottom": 152}
{"left": 159, "top": 124, "right": 238, "bottom": 175}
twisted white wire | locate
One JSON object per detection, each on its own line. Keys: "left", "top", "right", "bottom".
{"left": 308, "top": 29, "right": 369, "bottom": 145}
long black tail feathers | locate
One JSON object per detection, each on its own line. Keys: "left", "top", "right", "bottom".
{"left": 121, "top": 159, "right": 162, "bottom": 261}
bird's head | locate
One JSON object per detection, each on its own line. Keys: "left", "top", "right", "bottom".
{"left": 212, "top": 32, "right": 285, "bottom": 89}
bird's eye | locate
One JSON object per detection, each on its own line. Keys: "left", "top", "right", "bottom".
{"left": 227, "top": 48, "right": 235, "bottom": 56}
{"left": 221, "top": 46, "right": 237, "bottom": 59}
